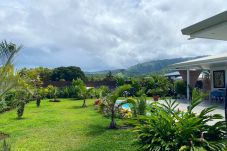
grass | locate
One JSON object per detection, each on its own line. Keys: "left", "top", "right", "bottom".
{"left": 0, "top": 99, "right": 138, "bottom": 151}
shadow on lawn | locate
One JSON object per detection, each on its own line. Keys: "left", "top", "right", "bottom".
{"left": 86, "top": 124, "right": 108, "bottom": 136}
{"left": 9, "top": 117, "right": 29, "bottom": 121}
{"left": 67, "top": 105, "right": 86, "bottom": 109}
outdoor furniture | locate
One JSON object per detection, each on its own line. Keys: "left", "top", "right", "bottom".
{"left": 211, "top": 90, "right": 226, "bottom": 104}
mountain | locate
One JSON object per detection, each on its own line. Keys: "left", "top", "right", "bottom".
{"left": 86, "top": 56, "right": 204, "bottom": 76}
{"left": 86, "top": 69, "right": 126, "bottom": 75}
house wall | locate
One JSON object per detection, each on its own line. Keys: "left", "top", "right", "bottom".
{"left": 210, "top": 66, "right": 227, "bottom": 91}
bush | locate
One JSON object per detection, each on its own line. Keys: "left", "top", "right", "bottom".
{"left": 0, "top": 91, "right": 17, "bottom": 113}
{"left": 17, "top": 101, "right": 25, "bottom": 119}
{"left": 145, "top": 75, "right": 171, "bottom": 97}
{"left": 174, "top": 80, "right": 187, "bottom": 97}
{"left": 128, "top": 94, "right": 147, "bottom": 117}
{"left": 135, "top": 89, "right": 226, "bottom": 151}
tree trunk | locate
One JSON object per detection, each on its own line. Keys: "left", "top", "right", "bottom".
{"left": 82, "top": 99, "right": 87, "bottom": 107}
{"left": 36, "top": 97, "right": 41, "bottom": 107}
{"left": 109, "top": 107, "right": 117, "bottom": 129}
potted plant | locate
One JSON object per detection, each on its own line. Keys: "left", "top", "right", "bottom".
{"left": 147, "top": 83, "right": 164, "bottom": 101}
{"left": 148, "top": 88, "right": 163, "bottom": 101}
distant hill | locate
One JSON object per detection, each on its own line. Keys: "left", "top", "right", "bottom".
{"left": 86, "top": 56, "right": 204, "bottom": 77}
{"left": 86, "top": 69, "right": 126, "bottom": 75}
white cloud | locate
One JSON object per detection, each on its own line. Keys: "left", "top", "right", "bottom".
{"left": 0, "top": 0, "right": 227, "bottom": 71}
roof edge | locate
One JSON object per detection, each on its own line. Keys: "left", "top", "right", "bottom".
{"left": 181, "top": 11, "right": 227, "bottom": 35}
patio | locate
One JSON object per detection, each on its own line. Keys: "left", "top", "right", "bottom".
{"left": 170, "top": 54, "right": 227, "bottom": 103}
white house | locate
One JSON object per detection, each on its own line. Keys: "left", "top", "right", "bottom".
{"left": 170, "top": 11, "right": 227, "bottom": 100}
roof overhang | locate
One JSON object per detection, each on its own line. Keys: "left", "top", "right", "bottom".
{"left": 169, "top": 53, "right": 227, "bottom": 70}
{"left": 182, "top": 11, "right": 227, "bottom": 41}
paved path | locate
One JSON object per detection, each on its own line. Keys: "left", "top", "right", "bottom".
{"left": 158, "top": 100, "right": 225, "bottom": 125}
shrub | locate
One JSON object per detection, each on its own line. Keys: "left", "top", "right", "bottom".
{"left": 127, "top": 94, "right": 147, "bottom": 117}
{"left": 0, "top": 91, "right": 18, "bottom": 113}
{"left": 134, "top": 89, "right": 226, "bottom": 151}
{"left": 174, "top": 80, "right": 187, "bottom": 97}
{"left": 17, "top": 100, "right": 25, "bottom": 119}
{"left": 135, "top": 95, "right": 147, "bottom": 116}
{"left": 145, "top": 75, "right": 171, "bottom": 97}
{"left": 15, "top": 90, "right": 31, "bottom": 119}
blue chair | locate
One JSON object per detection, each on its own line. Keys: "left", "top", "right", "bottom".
{"left": 211, "top": 90, "right": 226, "bottom": 104}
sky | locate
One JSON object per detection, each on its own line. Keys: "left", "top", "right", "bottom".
{"left": 0, "top": 0, "right": 227, "bottom": 71}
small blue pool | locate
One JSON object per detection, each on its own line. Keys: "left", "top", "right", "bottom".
{"left": 115, "top": 100, "right": 130, "bottom": 109}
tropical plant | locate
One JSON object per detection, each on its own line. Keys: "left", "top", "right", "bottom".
{"left": 0, "top": 41, "right": 21, "bottom": 112}
{"left": 19, "top": 68, "right": 43, "bottom": 107}
{"left": 129, "top": 94, "right": 147, "bottom": 117}
{"left": 45, "top": 85, "right": 59, "bottom": 101}
{"left": 14, "top": 73, "right": 34, "bottom": 119}
{"left": 174, "top": 80, "right": 187, "bottom": 97}
{"left": 73, "top": 79, "right": 92, "bottom": 107}
{"left": 97, "top": 86, "right": 110, "bottom": 98}
{"left": 145, "top": 75, "right": 171, "bottom": 97}
{"left": 135, "top": 89, "right": 226, "bottom": 151}
{"left": 100, "top": 85, "right": 132, "bottom": 129}
{"left": 15, "top": 89, "right": 31, "bottom": 119}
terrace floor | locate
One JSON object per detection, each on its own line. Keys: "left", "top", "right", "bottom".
{"left": 159, "top": 99, "right": 225, "bottom": 125}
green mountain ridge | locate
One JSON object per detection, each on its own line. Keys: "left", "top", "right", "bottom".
{"left": 86, "top": 56, "right": 205, "bottom": 76}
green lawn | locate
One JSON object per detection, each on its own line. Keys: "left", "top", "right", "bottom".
{"left": 0, "top": 99, "right": 138, "bottom": 151}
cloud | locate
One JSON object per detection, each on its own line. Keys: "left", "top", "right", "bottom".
{"left": 0, "top": 0, "right": 227, "bottom": 71}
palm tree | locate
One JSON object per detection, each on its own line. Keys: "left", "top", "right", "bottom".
{"left": 78, "top": 86, "right": 94, "bottom": 107}
{"left": 0, "top": 40, "right": 21, "bottom": 100}
{"left": 126, "top": 94, "right": 147, "bottom": 117}
{"left": 73, "top": 79, "right": 93, "bottom": 108}
{"left": 0, "top": 40, "right": 21, "bottom": 140}
{"left": 101, "top": 85, "right": 131, "bottom": 129}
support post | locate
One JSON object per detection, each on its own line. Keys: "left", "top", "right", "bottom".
{"left": 187, "top": 69, "right": 190, "bottom": 100}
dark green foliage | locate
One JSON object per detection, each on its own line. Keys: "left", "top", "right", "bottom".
{"left": 17, "top": 101, "right": 25, "bottom": 119}
{"left": 15, "top": 90, "right": 31, "bottom": 119}
{"left": 51, "top": 66, "right": 85, "bottom": 81}
{"left": 104, "top": 71, "right": 114, "bottom": 81}
{"left": 36, "top": 98, "right": 41, "bottom": 107}
{"left": 136, "top": 95, "right": 147, "bottom": 116}
{"left": 0, "top": 91, "right": 17, "bottom": 113}
{"left": 135, "top": 89, "right": 226, "bottom": 151}
{"left": 174, "top": 80, "right": 187, "bottom": 96}
{"left": 115, "top": 76, "right": 125, "bottom": 86}
{"left": 146, "top": 75, "right": 171, "bottom": 97}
